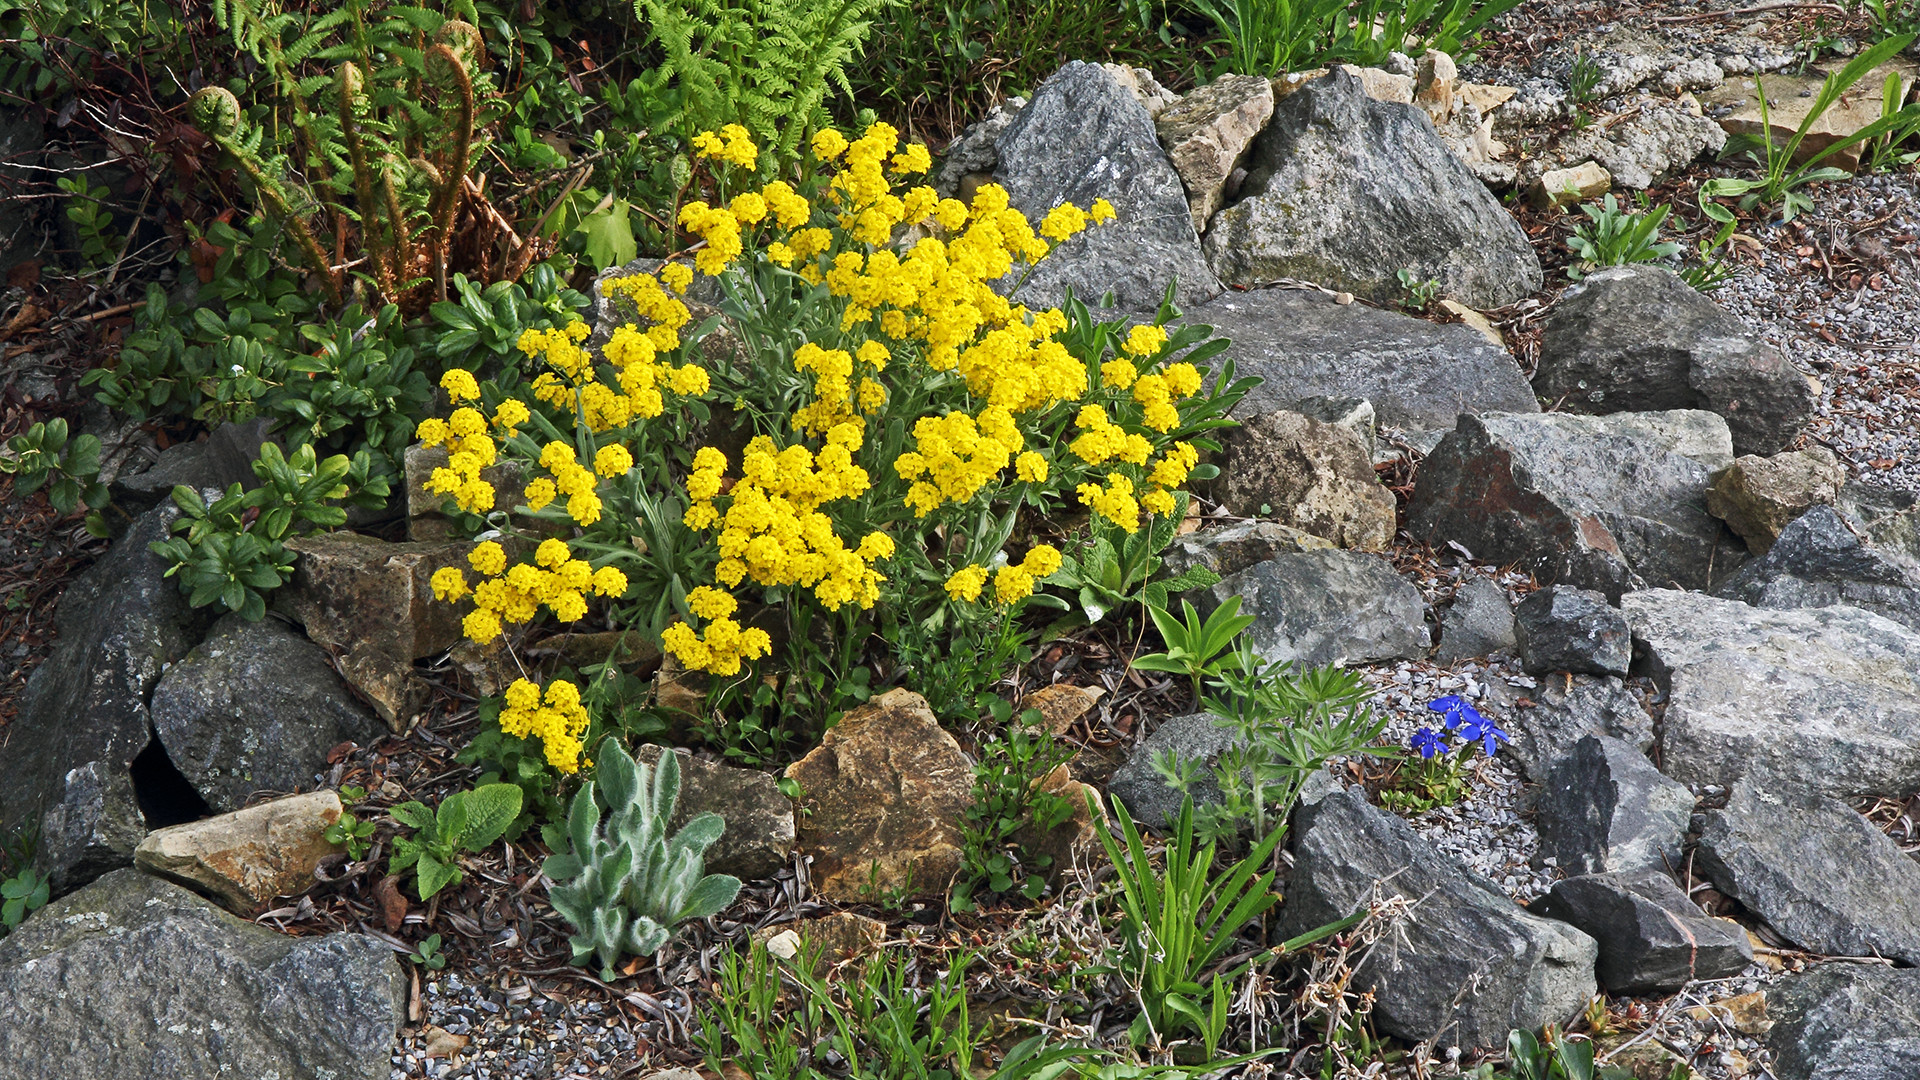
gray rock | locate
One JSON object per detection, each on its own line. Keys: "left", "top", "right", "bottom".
{"left": 935, "top": 97, "right": 1026, "bottom": 196}
{"left": 1279, "top": 789, "right": 1597, "bottom": 1049}
{"left": 1535, "top": 736, "right": 1693, "bottom": 877}
{"left": 1706, "top": 447, "right": 1847, "bottom": 553}
{"left": 1696, "top": 783, "right": 1920, "bottom": 964}
{"left": 1530, "top": 869, "right": 1752, "bottom": 994}
{"left": 1204, "top": 70, "right": 1542, "bottom": 309}
{"left": 1435, "top": 576, "right": 1517, "bottom": 663}
{"left": 1532, "top": 266, "right": 1813, "bottom": 456}
{"left": 1555, "top": 102, "right": 1728, "bottom": 190}
{"left": 1410, "top": 410, "right": 1742, "bottom": 598}
{"left": 1154, "top": 73, "right": 1274, "bottom": 231}
{"left": 1158, "top": 519, "right": 1334, "bottom": 581}
{"left": 635, "top": 746, "right": 795, "bottom": 881}
{"left": 0, "top": 868, "right": 403, "bottom": 1079}
{"left": 149, "top": 614, "right": 383, "bottom": 814}
{"left": 1290, "top": 395, "right": 1376, "bottom": 452}
{"left": 1767, "top": 964, "right": 1920, "bottom": 1080}
{"left": 1214, "top": 409, "right": 1396, "bottom": 551}
{"left": 1622, "top": 589, "right": 1920, "bottom": 797}
{"left": 1718, "top": 503, "right": 1920, "bottom": 631}
{"left": 1500, "top": 675, "right": 1654, "bottom": 782}
{"left": 0, "top": 505, "right": 211, "bottom": 893}
{"left": 1200, "top": 551, "right": 1430, "bottom": 667}
{"left": 1106, "top": 712, "right": 1235, "bottom": 830}
{"left": 1513, "top": 585, "right": 1632, "bottom": 676}
{"left": 993, "top": 61, "right": 1222, "bottom": 312}
{"left": 1191, "top": 288, "right": 1538, "bottom": 432}
{"left": 109, "top": 418, "right": 275, "bottom": 514}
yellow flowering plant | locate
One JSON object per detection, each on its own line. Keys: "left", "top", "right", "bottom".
{"left": 431, "top": 119, "right": 1251, "bottom": 767}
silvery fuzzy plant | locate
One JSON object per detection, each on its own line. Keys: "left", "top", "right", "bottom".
{"left": 542, "top": 741, "right": 741, "bottom": 979}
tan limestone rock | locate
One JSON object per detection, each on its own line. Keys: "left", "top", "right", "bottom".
{"left": 1437, "top": 300, "right": 1505, "bottom": 347}
{"left": 1017, "top": 683, "right": 1105, "bottom": 736}
{"left": 1706, "top": 448, "right": 1847, "bottom": 554}
{"left": 784, "top": 689, "right": 971, "bottom": 901}
{"left": 1415, "top": 50, "right": 1458, "bottom": 122}
{"left": 134, "top": 790, "right": 342, "bottom": 912}
{"left": 1155, "top": 74, "right": 1275, "bottom": 231}
{"left": 1216, "top": 410, "right": 1398, "bottom": 552}
{"left": 1532, "top": 160, "right": 1613, "bottom": 208}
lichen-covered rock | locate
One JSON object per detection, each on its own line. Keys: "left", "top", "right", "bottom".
{"left": 1198, "top": 551, "right": 1430, "bottom": 667}
{"left": 1556, "top": 101, "right": 1727, "bottom": 189}
{"left": 1160, "top": 519, "right": 1335, "bottom": 581}
{"left": 0, "top": 869, "right": 404, "bottom": 1080}
{"left": 1767, "top": 964, "right": 1920, "bottom": 1080}
{"left": 1214, "top": 409, "right": 1396, "bottom": 550}
{"left": 1532, "top": 265, "right": 1813, "bottom": 456}
{"left": 993, "top": 61, "right": 1221, "bottom": 312}
{"left": 1204, "top": 70, "right": 1542, "bottom": 309}
{"left": 134, "top": 790, "right": 343, "bottom": 912}
{"left": 784, "top": 689, "right": 972, "bottom": 901}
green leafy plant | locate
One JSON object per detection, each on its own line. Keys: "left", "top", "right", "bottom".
{"left": 1093, "top": 792, "right": 1283, "bottom": 1057}
{"left": 1190, "top": 0, "right": 1523, "bottom": 76}
{"left": 1566, "top": 52, "right": 1602, "bottom": 112}
{"left": 1464, "top": 1029, "right": 1637, "bottom": 1080}
{"left": 1865, "top": 69, "right": 1920, "bottom": 172}
{"left": 1157, "top": 652, "right": 1387, "bottom": 846}
{"left": 1564, "top": 194, "right": 1681, "bottom": 279}
{"left": 1130, "top": 596, "right": 1256, "bottom": 700}
{"left": 408, "top": 932, "right": 449, "bottom": 969}
{"left": 324, "top": 808, "right": 378, "bottom": 861}
{"left": 637, "top": 0, "right": 895, "bottom": 161}
{"left": 1395, "top": 268, "right": 1441, "bottom": 308}
{"left": 58, "top": 176, "right": 118, "bottom": 271}
{"left": 541, "top": 740, "right": 741, "bottom": 978}
{"left": 0, "top": 418, "right": 108, "bottom": 532}
{"left": 431, "top": 265, "right": 591, "bottom": 378}
{"left": 150, "top": 442, "right": 391, "bottom": 620}
{"left": 951, "top": 706, "right": 1077, "bottom": 911}
{"left": 1044, "top": 499, "right": 1221, "bottom": 628}
{"left": 1863, "top": 0, "right": 1920, "bottom": 35}
{"left": 388, "top": 782, "right": 524, "bottom": 901}
{"left": 1, "top": 867, "right": 49, "bottom": 934}
{"left": 1711, "top": 33, "right": 1920, "bottom": 222}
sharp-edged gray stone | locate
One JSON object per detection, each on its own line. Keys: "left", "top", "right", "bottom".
{"left": 1696, "top": 782, "right": 1920, "bottom": 964}
{"left": 149, "top": 614, "right": 384, "bottom": 814}
{"left": 1532, "top": 266, "right": 1813, "bottom": 456}
{"left": 1622, "top": 589, "right": 1920, "bottom": 797}
{"left": 1435, "top": 576, "right": 1517, "bottom": 663}
{"left": 1500, "top": 675, "right": 1654, "bottom": 782}
{"left": 1411, "top": 410, "right": 1743, "bottom": 598}
{"left": 1279, "top": 789, "right": 1597, "bottom": 1049}
{"left": 1513, "top": 585, "right": 1631, "bottom": 676}
{"left": 1204, "top": 70, "right": 1542, "bottom": 308}
{"left": 0, "top": 868, "right": 404, "bottom": 1079}
{"left": 1106, "top": 712, "right": 1235, "bottom": 831}
{"left": 1767, "top": 964, "right": 1920, "bottom": 1080}
{"left": 1191, "top": 288, "right": 1538, "bottom": 433}
{"left": 1199, "top": 551, "right": 1430, "bottom": 667}
{"left": 1535, "top": 736, "right": 1693, "bottom": 877}
{"left": 1158, "top": 519, "right": 1334, "bottom": 582}
{"left": 1530, "top": 869, "right": 1752, "bottom": 994}
{"left": 993, "top": 61, "right": 1222, "bottom": 312}
{"left": 1717, "top": 502, "right": 1920, "bottom": 632}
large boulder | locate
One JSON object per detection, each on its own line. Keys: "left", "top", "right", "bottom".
{"left": 992, "top": 61, "right": 1222, "bottom": 312}
{"left": 1706, "top": 447, "right": 1846, "bottom": 553}
{"left": 1213, "top": 409, "right": 1396, "bottom": 550}
{"left": 1695, "top": 782, "right": 1920, "bottom": 964}
{"left": 0, "top": 868, "right": 404, "bottom": 1079}
{"left": 1279, "top": 789, "right": 1597, "bottom": 1049}
{"left": 1153, "top": 73, "right": 1274, "bottom": 231}
{"left": 1410, "top": 410, "right": 1741, "bottom": 598}
{"left": 1622, "top": 589, "right": 1920, "bottom": 797}
{"left": 149, "top": 614, "right": 383, "bottom": 813}
{"left": 1498, "top": 675, "right": 1654, "bottom": 782}
{"left": 1717, "top": 498, "right": 1920, "bottom": 632}
{"left": 783, "top": 689, "right": 972, "bottom": 901}
{"left": 1532, "top": 266, "right": 1813, "bottom": 456}
{"left": 0, "top": 505, "right": 211, "bottom": 893}
{"left": 1203, "top": 70, "right": 1542, "bottom": 309}
{"left": 1766, "top": 964, "right": 1920, "bottom": 1080}
{"left": 1535, "top": 735, "right": 1693, "bottom": 877}
{"left": 1198, "top": 551, "right": 1430, "bottom": 667}
{"left": 1530, "top": 869, "right": 1752, "bottom": 994}
{"left": 635, "top": 746, "right": 795, "bottom": 881}
{"left": 133, "top": 790, "right": 343, "bottom": 912}
{"left": 1192, "top": 289, "right": 1538, "bottom": 434}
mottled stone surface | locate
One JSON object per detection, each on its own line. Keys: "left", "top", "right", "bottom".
{"left": 1215, "top": 409, "right": 1396, "bottom": 550}
{"left": 635, "top": 745, "right": 794, "bottom": 881}
{"left": 134, "top": 790, "right": 343, "bottom": 911}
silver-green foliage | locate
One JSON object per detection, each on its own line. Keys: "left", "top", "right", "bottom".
{"left": 1564, "top": 194, "right": 1682, "bottom": 280}
{"left": 542, "top": 742, "right": 741, "bottom": 979}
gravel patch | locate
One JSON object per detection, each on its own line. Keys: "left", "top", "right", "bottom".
{"left": 390, "top": 969, "right": 660, "bottom": 1079}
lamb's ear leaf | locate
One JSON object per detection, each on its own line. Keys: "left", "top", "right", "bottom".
{"left": 676, "top": 874, "right": 741, "bottom": 921}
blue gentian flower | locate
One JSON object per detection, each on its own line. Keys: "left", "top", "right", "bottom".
{"left": 1410, "top": 726, "right": 1447, "bottom": 760}
{"left": 1427, "top": 694, "right": 1482, "bottom": 732}
{"left": 1457, "top": 714, "right": 1510, "bottom": 757}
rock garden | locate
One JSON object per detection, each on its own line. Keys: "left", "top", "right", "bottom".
{"left": 3, "top": 0, "right": 1920, "bottom": 1078}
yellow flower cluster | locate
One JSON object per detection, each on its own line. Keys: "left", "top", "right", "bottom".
{"left": 659, "top": 588, "right": 772, "bottom": 676}
{"left": 894, "top": 408, "right": 1023, "bottom": 517}
{"left": 499, "top": 676, "right": 591, "bottom": 772}
{"left": 1078, "top": 473, "right": 1142, "bottom": 532}
{"left": 691, "top": 123, "right": 758, "bottom": 170}
{"left": 436, "top": 537, "right": 628, "bottom": 644}
{"left": 414, "top": 369, "right": 526, "bottom": 515}
{"left": 944, "top": 545, "right": 1064, "bottom": 606}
